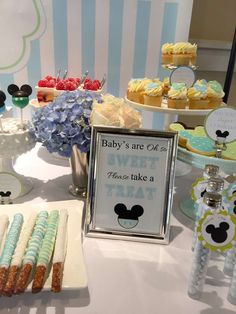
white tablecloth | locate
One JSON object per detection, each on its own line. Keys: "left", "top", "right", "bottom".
{"left": 0, "top": 143, "right": 235, "bottom": 314}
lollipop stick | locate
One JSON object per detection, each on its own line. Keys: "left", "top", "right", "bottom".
{"left": 100, "top": 74, "right": 106, "bottom": 87}
{"left": 80, "top": 70, "right": 89, "bottom": 86}
{"left": 20, "top": 108, "right": 24, "bottom": 130}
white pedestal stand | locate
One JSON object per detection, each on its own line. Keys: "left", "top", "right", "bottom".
{"left": 125, "top": 97, "right": 211, "bottom": 177}
{"left": 0, "top": 156, "right": 33, "bottom": 201}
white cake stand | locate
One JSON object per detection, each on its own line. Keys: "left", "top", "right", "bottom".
{"left": 125, "top": 97, "right": 212, "bottom": 176}
{"left": 0, "top": 119, "right": 36, "bottom": 202}
{"left": 125, "top": 97, "right": 212, "bottom": 128}
{"left": 0, "top": 157, "right": 34, "bottom": 201}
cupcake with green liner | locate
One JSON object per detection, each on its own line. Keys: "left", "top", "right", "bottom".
{"left": 144, "top": 82, "right": 163, "bottom": 107}
{"left": 127, "top": 78, "right": 151, "bottom": 104}
{"left": 188, "top": 82, "right": 209, "bottom": 109}
{"left": 207, "top": 80, "right": 224, "bottom": 109}
{"left": 161, "top": 43, "right": 174, "bottom": 65}
{"left": 168, "top": 83, "right": 188, "bottom": 109}
{"left": 173, "top": 42, "right": 192, "bottom": 66}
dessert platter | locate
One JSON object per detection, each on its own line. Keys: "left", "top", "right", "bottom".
{"left": 169, "top": 122, "right": 236, "bottom": 175}
{"left": 0, "top": 200, "right": 87, "bottom": 296}
{"left": 31, "top": 73, "right": 104, "bottom": 108}
{"left": 125, "top": 42, "right": 225, "bottom": 115}
{"left": 169, "top": 121, "right": 236, "bottom": 219}
{"left": 125, "top": 77, "right": 224, "bottom": 115}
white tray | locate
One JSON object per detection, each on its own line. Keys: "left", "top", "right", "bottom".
{"left": 125, "top": 97, "right": 212, "bottom": 116}
{"left": 0, "top": 200, "right": 87, "bottom": 292}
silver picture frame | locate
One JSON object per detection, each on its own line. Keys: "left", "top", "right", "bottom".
{"left": 85, "top": 126, "right": 178, "bottom": 244}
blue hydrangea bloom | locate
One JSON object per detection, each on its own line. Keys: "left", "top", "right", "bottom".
{"left": 30, "top": 90, "right": 102, "bottom": 157}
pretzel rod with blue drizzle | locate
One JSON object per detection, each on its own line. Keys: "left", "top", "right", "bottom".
{"left": 0, "top": 213, "right": 23, "bottom": 294}
{"left": 32, "top": 210, "right": 59, "bottom": 293}
{"left": 14, "top": 211, "right": 48, "bottom": 294}
{"left": 2, "top": 212, "right": 37, "bottom": 297}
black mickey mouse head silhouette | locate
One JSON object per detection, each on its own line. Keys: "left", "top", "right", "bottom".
{"left": 0, "top": 90, "right": 6, "bottom": 113}
{"left": 114, "top": 203, "right": 144, "bottom": 229}
{"left": 201, "top": 188, "right": 207, "bottom": 198}
{"left": 8, "top": 84, "right": 32, "bottom": 109}
{"left": 215, "top": 130, "right": 229, "bottom": 142}
{"left": 233, "top": 200, "right": 236, "bottom": 215}
{"left": 0, "top": 191, "right": 11, "bottom": 197}
{"left": 206, "top": 222, "right": 229, "bottom": 243}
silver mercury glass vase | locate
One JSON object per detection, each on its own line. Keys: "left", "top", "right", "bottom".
{"left": 69, "top": 144, "right": 89, "bottom": 198}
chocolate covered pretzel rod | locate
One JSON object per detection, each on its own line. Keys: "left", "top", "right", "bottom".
{"left": 32, "top": 210, "right": 59, "bottom": 293}
{"left": 51, "top": 209, "right": 68, "bottom": 292}
{"left": 2, "top": 212, "right": 37, "bottom": 297}
{"left": 14, "top": 211, "right": 48, "bottom": 294}
{"left": 0, "top": 213, "right": 23, "bottom": 294}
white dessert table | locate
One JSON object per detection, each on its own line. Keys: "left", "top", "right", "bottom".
{"left": 1, "top": 143, "right": 235, "bottom": 314}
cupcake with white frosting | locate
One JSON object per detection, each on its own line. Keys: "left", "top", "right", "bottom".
{"left": 168, "top": 83, "right": 188, "bottom": 109}
{"left": 144, "top": 82, "right": 163, "bottom": 107}
{"left": 173, "top": 42, "right": 192, "bottom": 66}
{"left": 207, "top": 80, "right": 224, "bottom": 109}
{"left": 127, "top": 78, "right": 151, "bottom": 104}
{"left": 188, "top": 82, "right": 209, "bottom": 109}
{"left": 161, "top": 43, "right": 174, "bottom": 65}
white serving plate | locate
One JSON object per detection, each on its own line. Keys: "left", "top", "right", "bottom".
{"left": 125, "top": 96, "right": 212, "bottom": 116}
{"left": 0, "top": 200, "right": 87, "bottom": 292}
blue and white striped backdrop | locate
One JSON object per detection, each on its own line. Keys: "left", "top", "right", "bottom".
{"left": 0, "top": 0, "right": 193, "bottom": 129}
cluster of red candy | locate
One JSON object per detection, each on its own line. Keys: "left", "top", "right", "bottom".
{"left": 38, "top": 76, "right": 101, "bottom": 91}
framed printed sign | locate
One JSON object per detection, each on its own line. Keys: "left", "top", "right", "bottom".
{"left": 85, "top": 126, "right": 178, "bottom": 244}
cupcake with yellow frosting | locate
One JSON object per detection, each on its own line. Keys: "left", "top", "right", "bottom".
{"left": 207, "top": 80, "right": 224, "bottom": 109}
{"left": 167, "top": 83, "right": 188, "bottom": 109}
{"left": 161, "top": 43, "right": 174, "bottom": 65}
{"left": 173, "top": 42, "right": 192, "bottom": 66}
{"left": 189, "top": 43, "right": 197, "bottom": 65}
{"left": 188, "top": 82, "right": 209, "bottom": 109}
{"left": 144, "top": 81, "right": 163, "bottom": 107}
{"left": 127, "top": 78, "right": 151, "bottom": 104}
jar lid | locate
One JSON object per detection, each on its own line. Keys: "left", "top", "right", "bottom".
{"left": 204, "top": 164, "right": 219, "bottom": 177}
{"left": 203, "top": 192, "right": 222, "bottom": 207}
{"left": 207, "top": 177, "right": 224, "bottom": 192}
